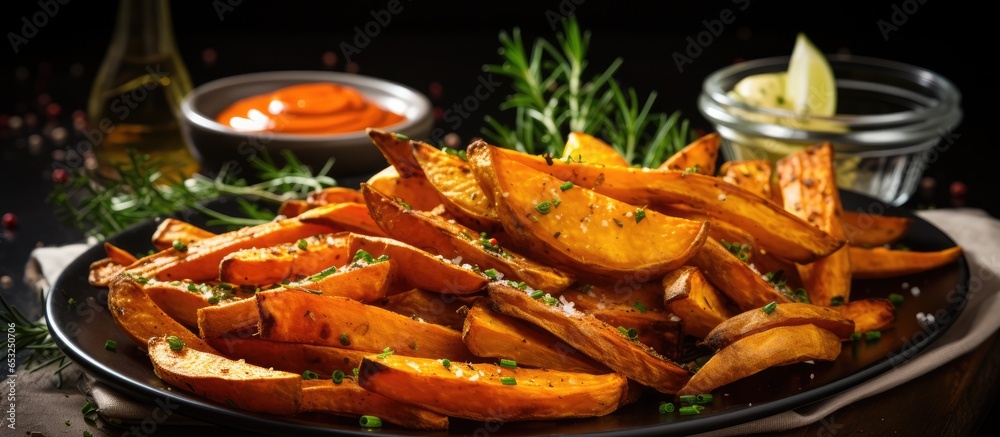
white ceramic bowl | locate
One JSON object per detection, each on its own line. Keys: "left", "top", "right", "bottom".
{"left": 181, "top": 70, "right": 433, "bottom": 179}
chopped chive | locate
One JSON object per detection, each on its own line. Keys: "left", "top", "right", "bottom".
{"left": 353, "top": 367, "right": 360, "bottom": 377}
{"left": 500, "top": 377, "right": 517, "bottom": 385}
{"left": 579, "top": 284, "right": 593, "bottom": 294}
{"left": 850, "top": 333, "right": 862, "bottom": 341}
{"left": 635, "top": 208, "right": 646, "bottom": 223}
{"left": 340, "top": 333, "right": 350, "bottom": 346}
{"left": 515, "top": 281, "right": 527, "bottom": 290}
{"left": 166, "top": 336, "right": 184, "bottom": 351}
{"left": 632, "top": 302, "right": 647, "bottom": 313}
{"left": 695, "top": 394, "right": 714, "bottom": 404}
{"left": 187, "top": 283, "right": 198, "bottom": 292}
{"left": 393, "top": 133, "right": 410, "bottom": 141}
{"left": 135, "top": 276, "right": 149, "bottom": 285}
{"left": 104, "top": 340, "right": 117, "bottom": 352}
{"left": 67, "top": 297, "right": 76, "bottom": 307}
{"left": 499, "top": 359, "right": 517, "bottom": 369}
{"left": 830, "top": 296, "right": 845, "bottom": 306}
{"left": 530, "top": 290, "right": 544, "bottom": 299}
{"left": 359, "top": 415, "right": 383, "bottom": 428}
{"left": 483, "top": 268, "right": 499, "bottom": 280}
{"left": 865, "top": 331, "right": 882, "bottom": 341}
{"left": 535, "top": 201, "right": 553, "bottom": 214}
{"left": 888, "top": 293, "right": 904, "bottom": 306}
{"left": 297, "top": 239, "right": 308, "bottom": 250}
{"left": 762, "top": 301, "right": 777, "bottom": 314}
{"left": 542, "top": 294, "right": 558, "bottom": 306}
{"left": 217, "top": 282, "right": 232, "bottom": 290}
{"left": 617, "top": 326, "right": 638, "bottom": 341}
{"left": 396, "top": 198, "right": 412, "bottom": 210}
{"left": 560, "top": 181, "right": 574, "bottom": 191}
{"left": 332, "top": 370, "right": 345, "bottom": 384}
{"left": 84, "top": 431, "right": 93, "bottom": 437}
{"left": 552, "top": 198, "right": 561, "bottom": 208}
{"left": 310, "top": 266, "right": 339, "bottom": 281}
{"left": 302, "top": 370, "right": 319, "bottom": 380}
{"left": 679, "top": 406, "right": 702, "bottom": 415}
{"left": 172, "top": 240, "right": 187, "bottom": 252}
{"left": 442, "top": 359, "right": 451, "bottom": 370}
{"left": 678, "top": 395, "right": 697, "bottom": 405}
{"left": 207, "top": 295, "right": 220, "bottom": 305}
{"left": 659, "top": 402, "right": 675, "bottom": 414}
{"left": 377, "top": 347, "right": 394, "bottom": 359}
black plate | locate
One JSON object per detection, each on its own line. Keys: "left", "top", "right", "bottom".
{"left": 46, "top": 190, "right": 969, "bottom": 436}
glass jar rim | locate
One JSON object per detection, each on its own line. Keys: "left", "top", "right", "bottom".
{"left": 699, "top": 54, "right": 963, "bottom": 149}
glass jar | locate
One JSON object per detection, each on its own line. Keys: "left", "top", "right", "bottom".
{"left": 89, "top": 0, "right": 198, "bottom": 179}
{"left": 698, "top": 54, "right": 962, "bottom": 205}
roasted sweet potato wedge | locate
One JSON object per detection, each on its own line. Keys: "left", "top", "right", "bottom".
{"left": 834, "top": 298, "right": 896, "bottom": 334}
{"left": 487, "top": 283, "right": 690, "bottom": 394}
{"left": 107, "top": 275, "right": 216, "bottom": 353}
{"left": 151, "top": 218, "right": 216, "bottom": 251}
{"left": 363, "top": 183, "right": 575, "bottom": 292}
{"left": 691, "top": 237, "right": 792, "bottom": 311}
{"left": 277, "top": 199, "right": 312, "bottom": 218}
{"left": 104, "top": 242, "right": 138, "bottom": 266}
{"left": 562, "top": 132, "right": 630, "bottom": 167}
{"left": 657, "top": 132, "right": 720, "bottom": 175}
{"left": 366, "top": 165, "right": 442, "bottom": 212}
{"left": 89, "top": 257, "right": 125, "bottom": 287}
{"left": 307, "top": 187, "right": 366, "bottom": 205}
{"left": 375, "top": 289, "right": 474, "bottom": 331}
{"left": 718, "top": 159, "right": 773, "bottom": 200}
{"left": 367, "top": 128, "right": 425, "bottom": 178}
{"left": 295, "top": 202, "right": 386, "bottom": 237}
{"left": 677, "top": 324, "right": 842, "bottom": 396}
{"left": 127, "top": 216, "right": 335, "bottom": 282}
{"left": 700, "top": 302, "right": 855, "bottom": 350}
{"left": 663, "top": 266, "right": 737, "bottom": 339}
{"left": 220, "top": 232, "right": 352, "bottom": 285}
{"left": 777, "top": 143, "right": 852, "bottom": 306}
{"left": 198, "top": 297, "right": 259, "bottom": 339}
{"left": 568, "top": 281, "right": 667, "bottom": 312}
{"left": 478, "top": 143, "right": 843, "bottom": 263}
{"left": 287, "top": 259, "right": 395, "bottom": 303}
{"left": 143, "top": 280, "right": 249, "bottom": 329}
{"left": 147, "top": 336, "right": 300, "bottom": 415}
{"left": 469, "top": 144, "right": 709, "bottom": 279}
{"left": 301, "top": 379, "right": 449, "bottom": 430}
{"left": 653, "top": 204, "right": 755, "bottom": 258}
{"left": 257, "top": 290, "right": 477, "bottom": 361}
{"left": 842, "top": 211, "right": 911, "bottom": 247}
{"left": 560, "top": 290, "right": 684, "bottom": 360}
{"left": 358, "top": 354, "right": 627, "bottom": 421}
{"left": 347, "top": 234, "right": 488, "bottom": 294}
{"left": 411, "top": 140, "right": 500, "bottom": 230}
{"left": 849, "top": 246, "right": 963, "bottom": 279}
{"left": 207, "top": 336, "right": 368, "bottom": 378}
{"left": 462, "top": 298, "right": 609, "bottom": 374}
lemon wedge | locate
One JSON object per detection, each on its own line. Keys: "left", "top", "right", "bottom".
{"left": 785, "top": 33, "right": 836, "bottom": 116}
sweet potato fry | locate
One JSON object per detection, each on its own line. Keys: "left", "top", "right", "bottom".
{"left": 107, "top": 275, "right": 216, "bottom": 353}
{"left": 301, "top": 379, "right": 449, "bottom": 430}
{"left": 480, "top": 143, "right": 844, "bottom": 263}
{"left": 411, "top": 140, "right": 500, "bottom": 230}
{"left": 127, "top": 216, "right": 335, "bottom": 282}
{"left": 718, "top": 159, "right": 773, "bottom": 200}
{"left": 104, "top": 242, "right": 138, "bottom": 266}
{"left": 363, "top": 183, "right": 575, "bottom": 292}
{"left": 462, "top": 298, "right": 609, "bottom": 374}
{"left": 207, "top": 336, "right": 368, "bottom": 378}
{"left": 560, "top": 290, "right": 684, "bottom": 360}
{"left": 358, "top": 354, "right": 627, "bottom": 421}
{"left": 151, "top": 218, "right": 216, "bottom": 251}
{"left": 367, "top": 128, "right": 425, "bottom": 178}
{"left": 347, "top": 234, "right": 488, "bottom": 294}
{"left": 220, "top": 232, "right": 352, "bottom": 286}
{"left": 89, "top": 257, "right": 124, "bottom": 287}
{"left": 375, "top": 289, "right": 474, "bottom": 331}
{"left": 777, "top": 143, "right": 852, "bottom": 306}
{"left": 277, "top": 199, "right": 312, "bottom": 218}
{"left": 289, "top": 259, "right": 395, "bottom": 302}
{"left": 562, "top": 132, "right": 630, "bottom": 167}
{"left": 568, "top": 281, "right": 667, "bottom": 312}
{"left": 842, "top": 211, "right": 911, "bottom": 247}
{"left": 677, "top": 324, "right": 841, "bottom": 396}
{"left": 690, "top": 237, "right": 792, "bottom": 311}
{"left": 469, "top": 145, "right": 709, "bottom": 279}
{"left": 295, "top": 202, "right": 386, "bottom": 237}
{"left": 257, "top": 290, "right": 477, "bottom": 361}
{"left": 487, "top": 283, "right": 690, "bottom": 394}
{"left": 657, "top": 132, "right": 721, "bottom": 175}
{"left": 663, "top": 266, "right": 737, "bottom": 339}
{"left": 147, "top": 336, "right": 300, "bottom": 415}
{"left": 198, "top": 297, "right": 259, "bottom": 339}
{"left": 834, "top": 298, "right": 896, "bottom": 334}
{"left": 143, "top": 280, "right": 249, "bottom": 329}
{"left": 849, "top": 246, "right": 963, "bottom": 279}
{"left": 366, "top": 165, "right": 442, "bottom": 211}
{"left": 700, "top": 303, "right": 855, "bottom": 350}
{"left": 653, "top": 204, "right": 754, "bottom": 257}
{"left": 307, "top": 187, "right": 365, "bottom": 205}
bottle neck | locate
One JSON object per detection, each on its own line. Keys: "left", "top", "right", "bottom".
{"left": 109, "top": 0, "right": 178, "bottom": 59}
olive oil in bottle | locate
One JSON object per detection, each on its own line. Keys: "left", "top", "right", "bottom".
{"left": 89, "top": 0, "right": 199, "bottom": 179}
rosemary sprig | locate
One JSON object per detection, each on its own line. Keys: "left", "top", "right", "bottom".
{"left": 48, "top": 149, "right": 336, "bottom": 239}
{"left": 482, "top": 17, "right": 693, "bottom": 166}
{"left": 0, "top": 294, "right": 73, "bottom": 387}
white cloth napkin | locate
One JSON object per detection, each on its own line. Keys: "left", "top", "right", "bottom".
{"left": 24, "top": 209, "right": 1000, "bottom": 435}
